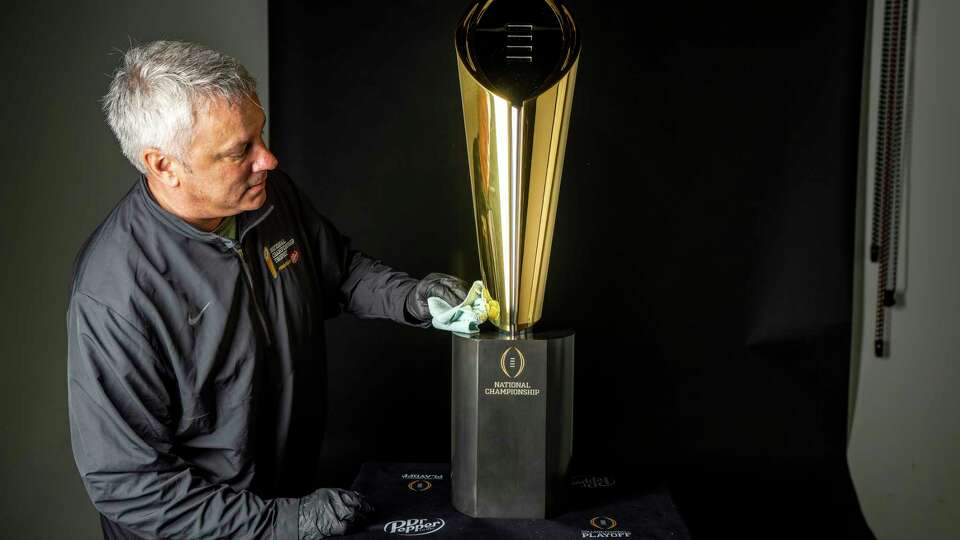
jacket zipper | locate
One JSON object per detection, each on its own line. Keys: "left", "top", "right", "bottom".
{"left": 227, "top": 205, "right": 276, "bottom": 347}
{"left": 233, "top": 246, "right": 273, "bottom": 347}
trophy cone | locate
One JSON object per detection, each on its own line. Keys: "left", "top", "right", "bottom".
{"left": 456, "top": 0, "right": 580, "bottom": 335}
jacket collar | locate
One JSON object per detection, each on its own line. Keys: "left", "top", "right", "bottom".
{"left": 137, "top": 174, "right": 275, "bottom": 248}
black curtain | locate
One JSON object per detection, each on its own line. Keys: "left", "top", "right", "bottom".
{"left": 269, "top": 1, "right": 871, "bottom": 536}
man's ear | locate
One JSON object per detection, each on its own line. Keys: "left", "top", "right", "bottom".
{"left": 142, "top": 148, "right": 180, "bottom": 188}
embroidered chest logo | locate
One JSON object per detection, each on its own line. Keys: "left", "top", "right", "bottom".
{"left": 262, "top": 237, "right": 301, "bottom": 279}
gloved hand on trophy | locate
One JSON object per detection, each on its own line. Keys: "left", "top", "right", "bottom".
{"left": 406, "top": 273, "right": 499, "bottom": 333}
{"left": 405, "top": 273, "right": 471, "bottom": 322}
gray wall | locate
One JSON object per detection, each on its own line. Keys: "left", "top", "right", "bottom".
{"left": 0, "top": 2, "right": 268, "bottom": 538}
{"left": 848, "top": 1, "right": 960, "bottom": 538}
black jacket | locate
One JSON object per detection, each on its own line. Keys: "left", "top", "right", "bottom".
{"left": 67, "top": 171, "right": 423, "bottom": 539}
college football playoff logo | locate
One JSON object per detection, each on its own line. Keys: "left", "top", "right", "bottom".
{"left": 500, "top": 346, "right": 525, "bottom": 378}
{"left": 407, "top": 480, "right": 432, "bottom": 492}
{"left": 590, "top": 516, "right": 617, "bottom": 530}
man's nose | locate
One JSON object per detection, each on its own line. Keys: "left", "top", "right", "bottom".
{"left": 254, "top": 144, "right": 279, "bottom": 172}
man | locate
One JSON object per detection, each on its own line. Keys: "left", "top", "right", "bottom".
{"left": 67, "top": 41, "right": 468, "bottom": 539}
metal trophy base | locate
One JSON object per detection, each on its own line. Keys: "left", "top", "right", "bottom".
{"left": 450, "top": 329, "right": 574, "bottom": 518}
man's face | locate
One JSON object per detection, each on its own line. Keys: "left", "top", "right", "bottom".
{"left": 177, "top": 95, "right": 278, "bottom": 218}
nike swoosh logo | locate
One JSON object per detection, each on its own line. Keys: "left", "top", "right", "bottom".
{"left": 188, "top": 301, "right": 212, "bottom": 326}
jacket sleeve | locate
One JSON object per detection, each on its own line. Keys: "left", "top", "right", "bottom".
{"left": 67, "top": 292, "right": 301, "bottom": 540}
{"left": 339, "top": 247, "right": 425, "bottom": 326}
{"left": 285, "top": 174, "right": 426, "bottom": 327}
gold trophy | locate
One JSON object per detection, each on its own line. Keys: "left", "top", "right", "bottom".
{"left": 456, "top": 0, "right": 579, "bottom": 334}
{"left": 450, "top": 0, "right": 579, "bottom": 518}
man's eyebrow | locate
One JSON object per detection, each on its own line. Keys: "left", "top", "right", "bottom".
{"left": 226, "top": 140, "right": 250, "bottom": 152}
{"left": 216, "top": 140, "right": 249, "bottom": 158}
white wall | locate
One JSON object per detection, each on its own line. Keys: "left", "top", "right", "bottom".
{"left": 848, "top": 1, "right": 960, "bottom": 538}
{"left": 0, "top": 2, "right": 268, "bottom": 538}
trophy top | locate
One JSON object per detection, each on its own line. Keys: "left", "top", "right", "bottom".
{"left": 456, "top": 0, "right": 580, "bottom": 104}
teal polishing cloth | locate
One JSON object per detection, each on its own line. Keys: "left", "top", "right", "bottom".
{"left": 428, "top": 280, "right": 491, "bottom": 333}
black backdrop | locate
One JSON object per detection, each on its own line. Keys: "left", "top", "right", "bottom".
{"left": 269, "top": 1, "right": 870, "bottom": 536}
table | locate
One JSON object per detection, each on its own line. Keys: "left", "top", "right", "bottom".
{"left": 343, "top": 462, "right": 691, "bottom": 539}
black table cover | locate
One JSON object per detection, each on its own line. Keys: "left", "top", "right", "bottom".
{"left": 344, "top": 463, "right": 691, "bottom": 539}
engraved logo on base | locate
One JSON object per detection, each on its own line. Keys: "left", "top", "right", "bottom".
{"left": 500, "top": 346, "right": 525, "bottom": 379}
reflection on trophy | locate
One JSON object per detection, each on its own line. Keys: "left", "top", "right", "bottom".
{"left": 450, "top": 0, "right": 580, "bottom": 518}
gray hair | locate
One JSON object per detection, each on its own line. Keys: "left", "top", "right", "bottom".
{"left": 103, "top": 40, "right": 258, "bottom": 173}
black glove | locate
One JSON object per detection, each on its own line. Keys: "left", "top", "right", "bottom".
{"left": 298, "top": 488, "right": 373, "bottom": 539}
{"left": 405, "top": 273, "right": 470, "bottom": 322}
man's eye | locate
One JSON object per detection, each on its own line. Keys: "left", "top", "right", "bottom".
{"left": 231, "top": 144, "right": 250, "bottom": 159}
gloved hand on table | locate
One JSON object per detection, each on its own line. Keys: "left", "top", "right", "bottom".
{"left": 298, "top": 488, "right": 374, "bottom": 539}
{"left": 405, "top": 273, "right": 470, "bottom": 323}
